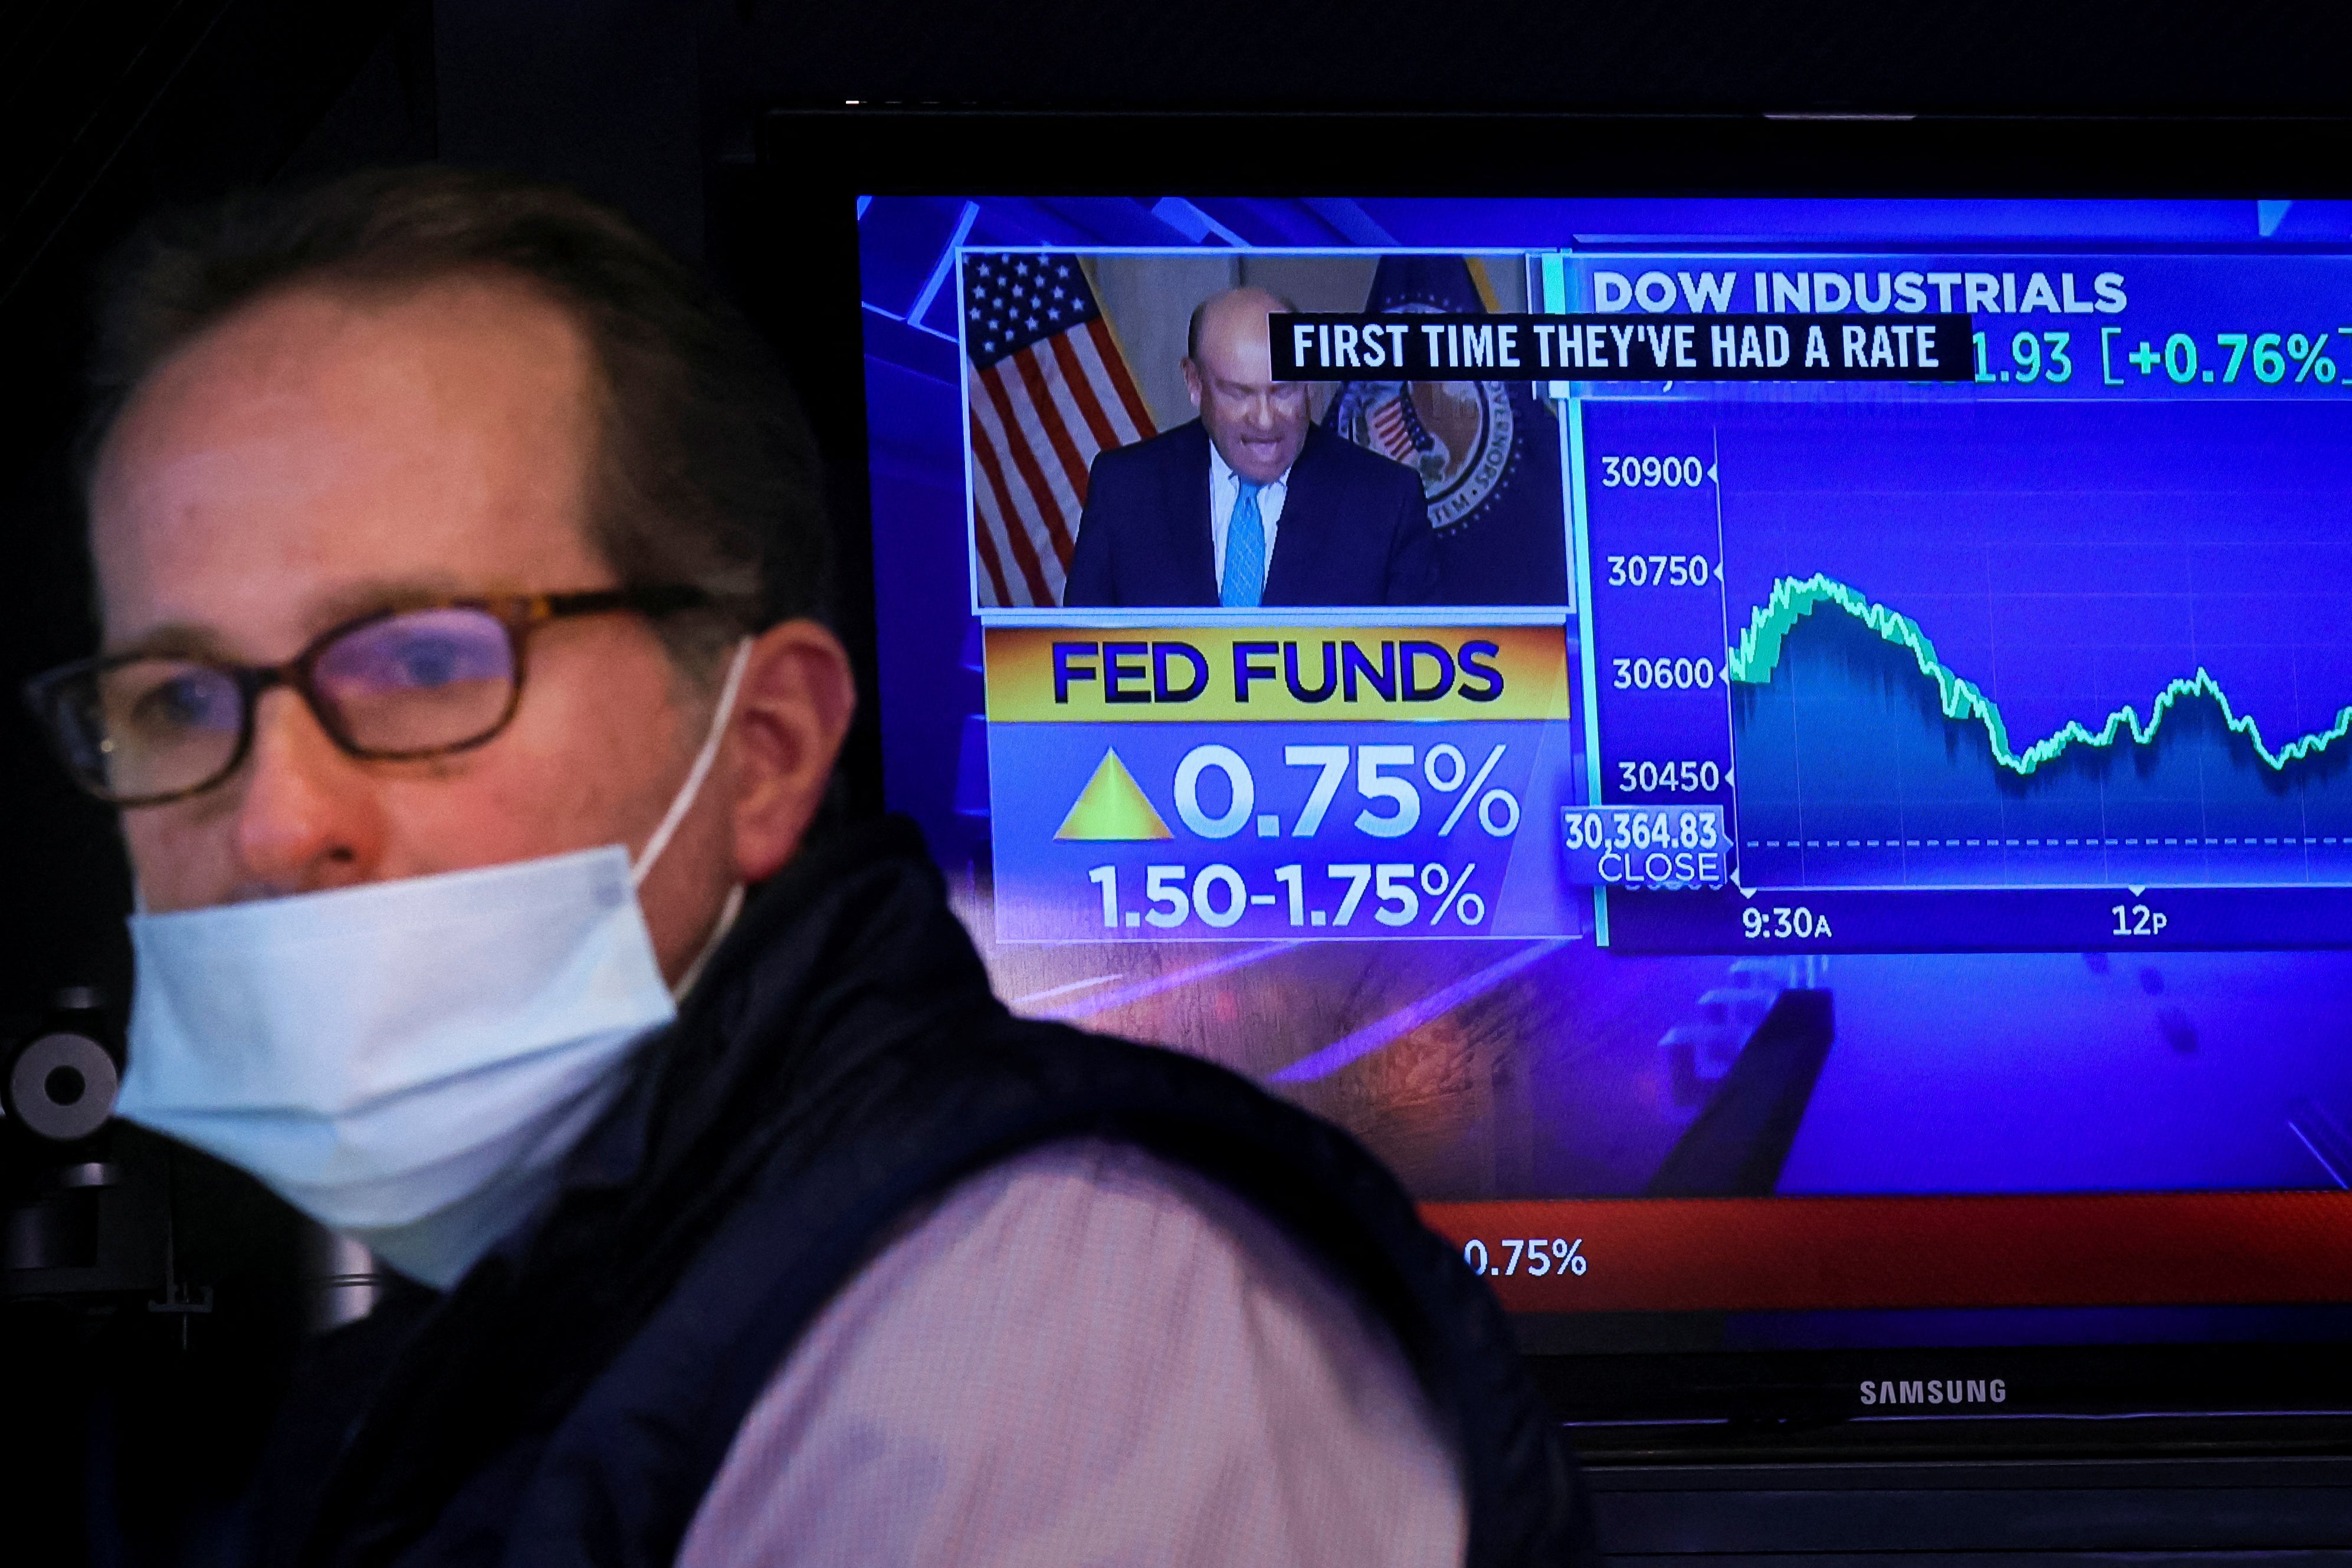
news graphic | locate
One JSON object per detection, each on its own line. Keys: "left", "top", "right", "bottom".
{"left": 1272, "top": 311, "right": 1973, "bottom": 382}
{"left": 984, "top": 624, "right": 1585, "bottom": 940}
{"left": 861, "top": 196, "right": 2352, "bottom": 1342}
{"left": 957, "top": 250, "right": 1573, "bottom": 609}
{"left": 1572, "top": 252, "right": 2352, "bottom": 953}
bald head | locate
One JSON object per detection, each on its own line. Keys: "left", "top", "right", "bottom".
{"left": 1182, "top": 287, "right": 1309, "bottom": 484}
{"left": 1185, "top": 286, "right": 1292, "bottom": 362}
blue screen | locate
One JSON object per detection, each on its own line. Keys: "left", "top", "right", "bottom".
{"left": 856, "top": 194, "right": 2352, "bottom": 1348}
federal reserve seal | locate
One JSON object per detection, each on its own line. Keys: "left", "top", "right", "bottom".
{"left": 1326, "top": 307, "right": 1517, "bottom": 532}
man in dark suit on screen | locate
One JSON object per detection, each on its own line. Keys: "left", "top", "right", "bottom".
{"left": 1063, "top": 286, "right": 1439, "bottom": 608}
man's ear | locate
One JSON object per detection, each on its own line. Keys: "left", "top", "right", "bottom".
{"left": 726, "top": 619, "right": 858, "bottom": 883}
{"left": 1182, "top": 357, "right": 1203, "bottom": 414}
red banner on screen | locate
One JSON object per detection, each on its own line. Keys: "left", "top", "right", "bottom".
{"left": 1419, "top": 1192, "right": 2352, "bottom": 1313}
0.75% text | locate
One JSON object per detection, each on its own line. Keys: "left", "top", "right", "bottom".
{"left": 1462, "top": 1237, "right": 1586, "bottom": 1278}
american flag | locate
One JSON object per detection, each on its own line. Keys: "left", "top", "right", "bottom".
{"left": 1366, "top": 389, "right": 1434, "bottom": 465}
{"left": 963, "top": 254, "right": 1154, "bottom": 606}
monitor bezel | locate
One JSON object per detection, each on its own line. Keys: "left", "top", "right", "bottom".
{"left": 741, "top": 106, "right": 2352, "bottom": 1451}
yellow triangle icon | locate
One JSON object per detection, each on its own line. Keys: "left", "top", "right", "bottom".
{"left": 1055, "top": 749, "right": 1174, "bottom": 841}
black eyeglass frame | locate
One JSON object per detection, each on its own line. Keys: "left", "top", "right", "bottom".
{"left": 22, "top": 585, "right": 715, "bottom": 808}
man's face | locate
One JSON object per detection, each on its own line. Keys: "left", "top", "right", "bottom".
{"left": 1183, "top": 291, "right": 1310, "bottom": 485}
{"left": 90, "top": 275, "right": 737, "bottom": 978}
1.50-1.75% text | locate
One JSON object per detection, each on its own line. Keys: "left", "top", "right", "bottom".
{"left": 1087, "top": 861, "right": 1488, "bottom": 930}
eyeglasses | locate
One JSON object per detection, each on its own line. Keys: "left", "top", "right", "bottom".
{"left": 23, "top": 586, "right": 713, "bottom": 807}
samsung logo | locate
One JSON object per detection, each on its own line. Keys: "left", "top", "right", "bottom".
{"left": 1859, "top": 1377, "right": 2007, "bottom": 1407}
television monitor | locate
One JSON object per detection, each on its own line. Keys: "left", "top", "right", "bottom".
{"left": 777, "top": 113, "right": 2352, "bottom": 1453}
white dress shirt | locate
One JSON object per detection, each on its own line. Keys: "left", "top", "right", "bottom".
{"left": 676, "top": 1137, "right": 1466, "bottom": 1567}
{"left": 1210, "top": 445, "right": 1291, "bottom": 593}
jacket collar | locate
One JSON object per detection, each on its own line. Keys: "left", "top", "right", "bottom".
{"left": 547, "top": 815, "right": 987, "bottom": 1211}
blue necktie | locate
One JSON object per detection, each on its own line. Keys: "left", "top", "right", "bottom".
{"left": 1222, "top": 479, "right": 1267, "bottom": 608}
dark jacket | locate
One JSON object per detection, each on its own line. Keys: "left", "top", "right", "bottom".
{"left": 257, "top": 819, "right": 1590, "bottom": 1567}
{"left": 1064, "top": 419, "right": 1440, "bottom": 608}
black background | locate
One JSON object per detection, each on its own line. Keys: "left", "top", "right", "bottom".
{"left": 5, "top": 0, "right": 2347, "bottom": 1052}
{"left": 1267, "top": 314, "right": 1980, "bottom": 379}
{"left": 4, "top": 2, "right": 2350, "bottom": 1561}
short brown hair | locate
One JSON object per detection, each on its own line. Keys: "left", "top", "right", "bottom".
{"left": 84, "top": 166, "right": 828, "bottom": 670}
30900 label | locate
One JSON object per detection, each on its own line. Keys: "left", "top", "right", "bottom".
{"left": 1599, "top": 455, "right": 1708, "bottom": 488}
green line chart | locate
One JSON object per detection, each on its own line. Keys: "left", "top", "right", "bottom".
{"left": 1580, "top": 393, "right": 2352, "bottom": 898}
{"left": 1726, "top": 573, "right": 2352, "bottom": 779}
{"left": 1725, "top": 556, "right": 2352, "bottom": 888}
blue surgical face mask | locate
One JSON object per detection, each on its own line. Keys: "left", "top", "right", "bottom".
{"left": 116, "top": 641, "right": 753, "bottom": 1288}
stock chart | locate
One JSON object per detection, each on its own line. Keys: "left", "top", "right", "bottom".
{"left": 1574, "top": 252, "right": 2352, "bottom": 952}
